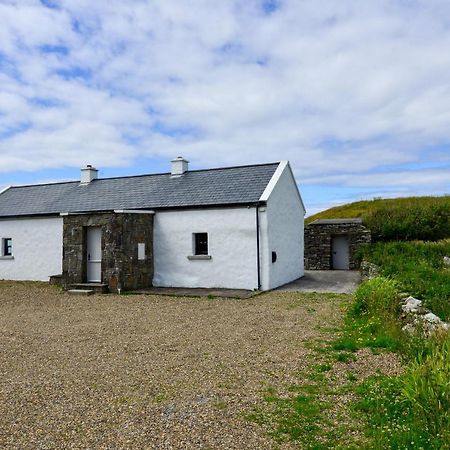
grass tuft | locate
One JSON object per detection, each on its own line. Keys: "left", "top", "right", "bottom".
{"left": 359, "top": 240, "right": 450, "bottom": 320}
{"left": 342, "top": 277, "right": 450, "bottom": 448}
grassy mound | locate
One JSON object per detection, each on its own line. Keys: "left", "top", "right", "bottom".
{"left": 307, "top": 196, "right": 450, "bottom": 242}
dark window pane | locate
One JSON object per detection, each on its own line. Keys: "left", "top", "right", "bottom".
{"left": 194, "top": 233, "right": 208, "bottom": 255}
{"left": 4, "top": 238, "right": 12, "bottom": 256}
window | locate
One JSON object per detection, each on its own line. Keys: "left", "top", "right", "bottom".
{"left": 194, "top": 233, "right": 208, "bottom": 255}
{"left": 2, "top": 238, "right": 12, "bottom": 256}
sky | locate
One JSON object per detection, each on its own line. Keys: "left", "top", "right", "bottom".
{"left": 0, "top": 0, "right": 449, "bottom": 215}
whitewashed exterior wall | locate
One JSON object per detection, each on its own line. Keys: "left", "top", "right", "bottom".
{"left": 259, "top": 162, "right": 305, "bottom": 290}
{"left": 0, "top": 161, "right": 304, "bottom": 290}
{"left": 0, "top": 217, "right": 63, "bottom": 281}
{"left": 153, "top": 207, "right": 259, "bottom": 290}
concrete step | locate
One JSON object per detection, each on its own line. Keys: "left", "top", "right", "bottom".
{"left": 70, "top": 283, "right": 109, "bottom": 294}
{"left": 67, "top": 289, "right": 94, "bottom": 296}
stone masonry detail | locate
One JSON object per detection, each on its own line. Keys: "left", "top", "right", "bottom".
{"left": 304, "top": 221, "right": 371, "bottom": 270}
{"left": 62, "top": 212, "right": 153, "bottom": 291}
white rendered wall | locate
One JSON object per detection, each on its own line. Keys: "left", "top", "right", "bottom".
{"left": 153, "top": 207, "right": 258, "bottom": 290}
{"left": 0, "top": 217, "right": 63, "bottom": 281}
{"left": 259, "top": 164, "right": 305, "bottom": 290}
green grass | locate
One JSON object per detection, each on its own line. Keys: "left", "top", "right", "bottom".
{"left": 354, "top": 375, "right": 443, "bottom": 449}
{"left": 360, "top": 240, "right": 450, "bottom": 320}
{"left": 247, "top": 373, "right": 354, "bottom": 449}
{"left": 333, "top": 315, "right": 402, "bottom": 353}
{"left": 306, "top": 195, "right": 450, "bottom": 242}
{"left": 247, "top": 274, "right": 449, "bottom": 449}
{"left": 350, "top": 276, "right": 399, "bottom": 317}
{"left": 331, "top": 277, "right": 404, "bottom": 354}
{"left": 342, "top": 279, "right": 450, "bottom": 449}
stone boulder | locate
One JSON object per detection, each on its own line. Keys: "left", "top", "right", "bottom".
{"left": 402, "top": 296, "right": 422, "bottom": 313}
{"left": 403, "top": 313, "right": 449, "bottom": 336}
{"left": 360, "top": 260, "right": 380, "bottom": 281}
{"left": 400, "top": 296, "right": 449, "bottom": 337}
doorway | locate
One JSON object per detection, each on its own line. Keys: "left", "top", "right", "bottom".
{"left": 86, "top": 227, "right": 102, "bottom": 282}
{"left": 331, "top": 235, "right": 349, "bottom": 270}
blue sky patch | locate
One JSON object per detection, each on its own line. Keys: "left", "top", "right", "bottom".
{"left": 40, "top": 0, "right": 60, "bottom": 9}
{"left": 55, "top": 67, "right": 92, "bottom": 80}
{"left": 39, "top": 45, "right": 69, "bottom": 56}
{"left": 0, "top": 123, "right": 32, "bottom": 140}
{"left": 0, "top": 52, "right": 18, "bottom": 78}
{"left": 151, "top": 122, "right": 199, "bottom": 139}
{"left": 261, "top": 0, "right": 281, "bottom": 15}
{"left": 28, "top": 97, "right": 64, "bottom": 108}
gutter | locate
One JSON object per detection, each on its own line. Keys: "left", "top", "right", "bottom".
{"left": 255, "top": 202, "right": 261, "bottom": 290}
{"left": 114, "top": 209, "right": 155, "bottom": 214}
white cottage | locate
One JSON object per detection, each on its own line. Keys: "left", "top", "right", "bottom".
{"left": 0, "top": 158, "right": 305, "bottom": 291}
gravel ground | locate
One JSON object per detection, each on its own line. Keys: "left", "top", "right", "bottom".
{"left": 328, "top": 347, "right": 403, "bottom": 387}
{"left": 0, "top": 282, "right": 344, "bottom": 450}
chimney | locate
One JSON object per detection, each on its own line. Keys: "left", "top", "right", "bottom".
{"left": 80, "top": 165, "right": 98, "bottom": 184}
{"left": 171, "top": 156, "right": 189, "bottom": 176}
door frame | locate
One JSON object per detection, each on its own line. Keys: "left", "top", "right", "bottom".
{"left": 85, "top": 226, "right": 103, "bottom": 282}
{"left": 331, "top": 234, "right": 350, "bottom": 270}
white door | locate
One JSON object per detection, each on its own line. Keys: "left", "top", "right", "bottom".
{"left": 332, "top": 236, "right": 349, "bottom": 270}
{"left": 87, "top": 227, "right": 102, "bottom": 282}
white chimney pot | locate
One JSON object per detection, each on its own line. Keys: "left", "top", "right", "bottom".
{"left": 171, "top": 156, "right": 189, "bottom": 176}
{"left": 80, "top": 164, "right": 98, "bottom": 184}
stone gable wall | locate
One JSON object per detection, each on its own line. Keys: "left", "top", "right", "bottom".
{"left": 304, "top": 222, "right": 371, "bottom": 270}
{"left": 62, "top": 212, "right": 153, "bottom": 291}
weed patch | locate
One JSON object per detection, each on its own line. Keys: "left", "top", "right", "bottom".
{"left": 360, "top": 240, "right": 450, "bottom": 320}
{"left": 343, "top": 279, "right": 450, "bottom": 449}
{"left": 354, "top": 373, "right": 447, "bottom": 449}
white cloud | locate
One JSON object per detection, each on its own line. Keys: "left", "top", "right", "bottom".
{"left": 305, "top": 167, "right": 450, "bottom": 190}
{"left": 0, "top": 0, "right": 449, "bottom": 202}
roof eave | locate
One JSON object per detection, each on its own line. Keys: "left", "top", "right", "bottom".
{"left": 0, "top": 201, "right": 267, "bottom": 219}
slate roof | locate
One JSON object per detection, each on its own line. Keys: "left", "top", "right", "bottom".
{"left": 0, "top": 163, "right": 279, "bottom": 218}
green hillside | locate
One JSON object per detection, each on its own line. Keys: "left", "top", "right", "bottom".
{"left": 307, "top": 195, "right": 450, "bottom": 241}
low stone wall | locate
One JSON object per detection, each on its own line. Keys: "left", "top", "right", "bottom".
{"left": 62, "top": 212, "right": 153, "bottom": 291}
{"left": 401, "top": 295, "right": 449, "bottom": 336}
{"left": 305, "top": 222, "right": 371, "bottom": 270}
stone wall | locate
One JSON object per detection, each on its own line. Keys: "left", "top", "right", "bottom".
{"left": 304, "top": 221, "right": 371, "bottom": 270}
{"left": 62, "top": 212, "right": 153, "bottom": 291}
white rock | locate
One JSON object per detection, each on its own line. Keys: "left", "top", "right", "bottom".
{"left": 402, "top": 323, "right": 416, "bottom": 334}
{"left": 444, "top": 256, "right": 450, "bottom": 266}
{"left": 423, "top": 312, "right": 443, "bottom": 324}
{"left": 418, "top": 313, "right": 449, "bottom": 334}
{"left": 402, "top": 296, "right": 422, "bottom": 313}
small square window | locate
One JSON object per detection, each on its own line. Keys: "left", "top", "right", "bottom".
{"left": 194, "top": 233, "right": 208, "bottom": 255}
{"left": 3, "top": 238, "right": 12, "bottom": 256}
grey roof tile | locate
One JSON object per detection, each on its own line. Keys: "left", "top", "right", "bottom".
{"left": 0, "top": 163, "right": 279, "bottom": 217}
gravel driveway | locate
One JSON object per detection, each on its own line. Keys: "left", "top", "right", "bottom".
{"left": 0, "top": 282, "right": 345, "bottom": 449}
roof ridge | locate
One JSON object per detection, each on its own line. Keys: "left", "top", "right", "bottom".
{"left": 99, "top": 161, "right": 280, "bottom": 182}
{"left": 8, "top": 180, "right": 80, "bottom": 189}
{"left": 5, "top": 162, "right": 280, "bottom": 189}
